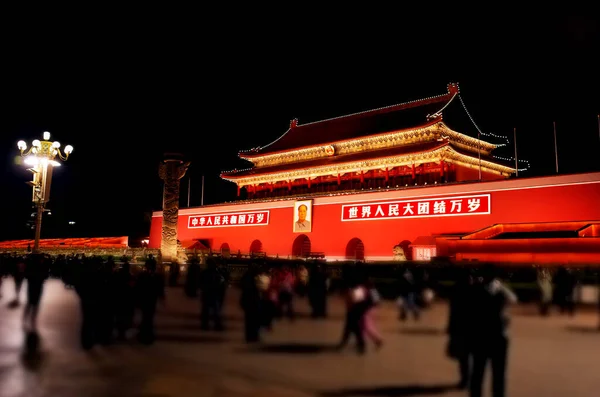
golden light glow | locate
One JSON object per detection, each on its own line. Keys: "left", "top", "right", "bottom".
{"left": 18, "top": 137, "right": 73, "bottom": 162}
{"left": 17, "top": 131, "right": 74, "bottom": 254}
{"left": 240, "top": 122, "right": 497, "bottom": 169}
{"left": 223, "top": 145, "right": 515, "bottom": 187}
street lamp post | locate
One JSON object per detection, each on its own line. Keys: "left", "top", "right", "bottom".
{"left": 17, "top": 131, "right": 73, "bottom": 254}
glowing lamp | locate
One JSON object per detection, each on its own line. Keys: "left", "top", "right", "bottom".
{"left": 15, "top": 130, "right": 74, "bottom": 254}
{"left": 24, "top": 157, "right": 39, "bottom": 166}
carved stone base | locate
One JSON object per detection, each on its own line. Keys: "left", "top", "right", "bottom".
{"left": 393, "top": 245, "right": 407, "bottom": 261}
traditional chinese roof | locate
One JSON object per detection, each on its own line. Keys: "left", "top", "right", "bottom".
{"left": 227, "top": 120, "right": 498, "bottom": 174}
{"left": 225, "top": 141, "right": 449, "bottom": 177}
{"left": 411, "top": 236, "right": 438, "bottom": 246}
{"left": 240, "top": 83, "right": 460, "bottom": 158}
{"left": 179, "top": 240, "right": 209, "bottom": 250}
{"left": 222, "top": 140, "right": 515, "bottom": 186}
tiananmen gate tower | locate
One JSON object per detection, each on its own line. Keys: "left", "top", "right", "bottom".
{"left": 149, "top": 83, "right": 600, "bottom": 265}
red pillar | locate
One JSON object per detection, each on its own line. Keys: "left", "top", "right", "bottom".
{"left": 412, "top": 164, "right": 416, "bottom": 179}
{"left": 337, "top": 173, "right": 341, "bottom": 185}
{"left": 288, "top": 180, "right": 292, "bottom": 191}
{"left": 360, "top": 171, "right": 364, "bottom": 184}
{"left": 307, "top": 178, "right": 311, "bottom": 188}
{"left": 385, "top": 167, "right": 389, "bottom": 183}
{"left": 237, "top": 185, "right": 240, "bottom": 196}
{"left": 440, "top": 160, "right": 445, "bottom": 177}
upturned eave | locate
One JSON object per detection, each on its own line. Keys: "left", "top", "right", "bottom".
{"left": 221, "top": 145, "right": 515, "bottom": 187}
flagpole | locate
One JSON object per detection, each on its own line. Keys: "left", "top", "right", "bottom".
{"left": 513, "top": 127, "right": 518, "bottom": 177}
{"left": 553, "top": 121, "right": 559, "bottom": 173}
{"left": 201, "top": 175, "right": 205, "bottom": 206}
{"left": 477, "top": 131, "right": 482, "bottom": 181}
{"left": 597, "top": 114, "right": 599, "bottom": 143}
{"left": 187, "top": 176, "right": 191, "bottom": 207}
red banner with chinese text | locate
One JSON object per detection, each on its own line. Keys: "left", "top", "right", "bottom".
{"left": 188, "top": 210, "right": 270, "bottom": 228}
{"left": 341, "top": 194, "right": 490, "bottom": 221}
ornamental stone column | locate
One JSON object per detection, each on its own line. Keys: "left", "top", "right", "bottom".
{"left": 158, "top": 153, "right": 190, "bottom": 263}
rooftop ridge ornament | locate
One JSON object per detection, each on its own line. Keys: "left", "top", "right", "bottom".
{"left": 426, "top": 87, "right": 459, "bottom": 120}
{"left": 290, "top": 118, "right": 298, "bottom": 128}
{"left": 426, "top": 113, "right": 443, "bottom": 121}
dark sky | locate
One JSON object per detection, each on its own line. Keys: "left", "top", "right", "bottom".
{"left": 1, "top": 15, "right": 599, "bottom": 244}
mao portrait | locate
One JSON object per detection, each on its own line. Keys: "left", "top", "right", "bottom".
{"left": 293, "top": 200, "right": 312, "bottom": 233}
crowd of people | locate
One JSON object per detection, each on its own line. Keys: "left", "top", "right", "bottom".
{"left": 238, "top": 262, "right": 328, "bottom": 342}
{"left": 1, "top": 251, "right": 599, "bottom": 397}
{"left": 446, "top": 265, "right": 517, "bottom": 397}
{"left": 0, "top": 252, "right": 165, "bottom": 348}
{"left": 0, "top": 252, "right": 50, "bottom": 333}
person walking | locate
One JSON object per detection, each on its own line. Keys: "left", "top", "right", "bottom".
{"left": 9, "top": 256, "right": 26, "bottom": 308}
{"left": 336, "top": 274, "right": 367, "bottom": 354}
{"left": 537, "top": 267, "right": 553, "bottom": 316}
{"left": 308, "top": 263, "right": 329, "bottom": 318}
{"left": 22, "top": 254, "right": 50, "bottom": 333}
{"left": 469, "top": 265, "right": 517, "bottom": 397}
{"left": 113, "top": 257, "right": 135, "bottom": 340}
{"left": 136, "top": 258, "right": 165, "bottom": 345}
{"left": 396, "top": 267, "right": 420, "bottom": 321}
{"left": 199, "top": 259, "right": 226, "bottom": 331}
{"left": 240, "top": 264, "right": 262, "bottom": 343}
{"left": 362, "top": 280, "right": 383, "bottom": 349}
{"left": 446, "top": 268, "right": 476, "bottom": 389}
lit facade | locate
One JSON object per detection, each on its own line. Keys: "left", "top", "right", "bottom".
{"left": 148, "top": 84, "right": 600, "bottom": 264}
{"left": 220, "top": 83, "right": 514, "bottom": 199}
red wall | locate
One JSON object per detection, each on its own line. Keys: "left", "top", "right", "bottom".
{"left": 455, "top": 165, "right": 502, "bottom": 182}
{"left": 437, "top": 237, "right": 600, "bottom": 265}
{"left": 149, "top": 172, "right": 600, "bottom": 261}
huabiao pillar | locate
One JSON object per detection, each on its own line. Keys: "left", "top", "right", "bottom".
{"left": 158, "top": 153, "right": 190, "bottom": 263}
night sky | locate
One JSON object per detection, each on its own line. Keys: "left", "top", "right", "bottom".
{"left": 1, "top": 15, "right": 598, "bottom": 245}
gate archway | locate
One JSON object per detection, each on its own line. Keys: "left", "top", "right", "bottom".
{"left": 345, "top": 238, "right": 365, "bottom": 261}
{"left": 220, "top": 242, "right": 231, "bottom": 259}
{"left": 249, "top": 239, "right": 263, "bottom": 255}
{"left": 399, "top": 239, "right": 412, "bottom": 261}
{"left": 292, "top": 234, "right": 311, "bottom": 258}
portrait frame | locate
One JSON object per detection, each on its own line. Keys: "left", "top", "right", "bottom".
{"left": 293, "top": 200, "right": 313, "bottom": 233}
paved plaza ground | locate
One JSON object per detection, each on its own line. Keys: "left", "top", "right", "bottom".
{"left": 1, "top": 278, "right": 599, "bottom": 397}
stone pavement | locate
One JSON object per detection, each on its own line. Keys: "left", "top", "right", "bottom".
{"left": 1, "top": 278, "right": 599, "bottom": 397}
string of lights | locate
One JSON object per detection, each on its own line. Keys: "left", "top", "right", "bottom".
{"left": 491, "top": 154, "right": 531, "bottom": 172}
{"left": 427, "top": 91, "right": 458, "bottom": 120}
{"left": 457, "top": 94, "right": 530, "bottom": 172}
